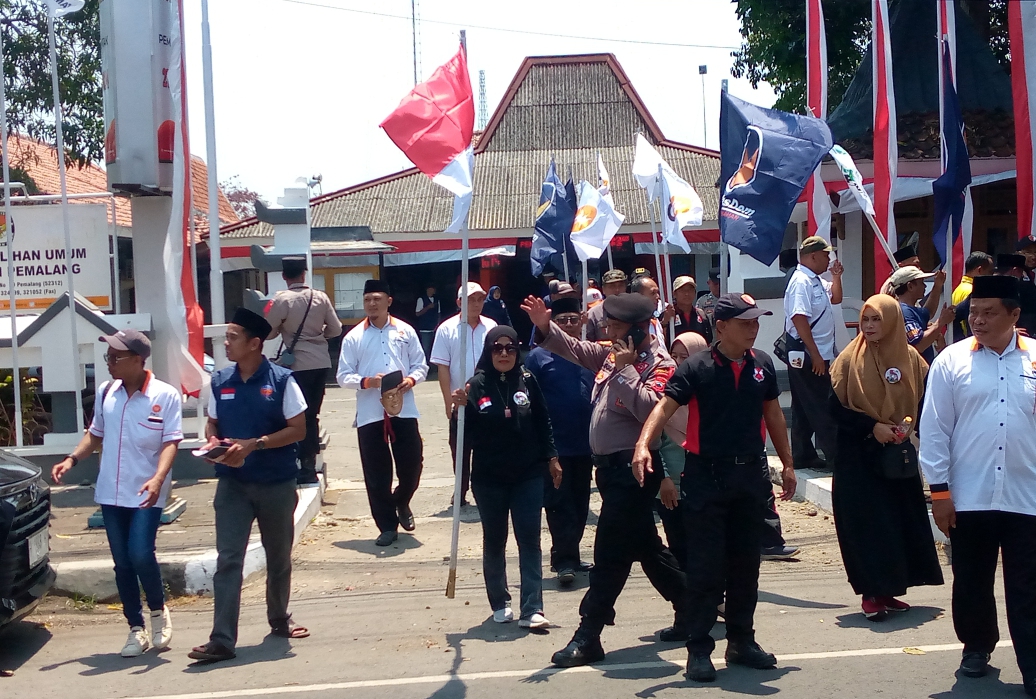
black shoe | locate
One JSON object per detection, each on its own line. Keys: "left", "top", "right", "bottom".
{"left": 658, "top": 625, "right": 690, "bottom": 642}
{"left": 725, "top": 640, "right": 777, "bottom": 669}
{"left": 959, "top": 652, "right": 991, "bottom": 678}
{"left": 761, "top": 545, "right": 800, "bottom": 560}
{"left": 557, "top": 568, "right": 575, "bottom": 586}
{"left": 397, "top": 504, "right": 416, "bottom": 532}
{"left": 1023, "top": 676, "right": 1035, "bottom": 697}
{"left": 375, "top": 531, "right": 398, "bottom": 547}
{"left": 686, "top": 652, "right": 716, "bottom": 682}
{"left": 577, "top": 561, "right": 594, "bottom": 572}
{"left": 551, "top": 634, "right": 605, "bottom": 667}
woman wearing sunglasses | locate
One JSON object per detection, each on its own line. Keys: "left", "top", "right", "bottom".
{"left": 453, "top": 326, "right": 560, "bottom": 629}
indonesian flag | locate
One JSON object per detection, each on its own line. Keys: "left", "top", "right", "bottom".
{"left": 45, "top": 0, "right": 85, "bottom": 17}
{"left": 570, "top": 181, "right": 624, "bottom": 261}
{"left": 1010, "top": 1, "right": 1036, "bottom": 243}
{"left": 659, "top": 168, "right": 703, "bottom": 254}
{"left": 872, "top": 0, "right": 898, "bottom": 289}
{"left": 804, "top": 0, "right": 831, "bottom": 242}
{"left": 381, "top": 46, "right": 475, "bottom": 234}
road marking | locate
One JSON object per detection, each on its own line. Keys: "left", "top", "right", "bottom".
{"left": 120, "top": 641, "right": 1015, "bottom": 699}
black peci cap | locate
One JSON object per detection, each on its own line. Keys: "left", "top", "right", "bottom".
{"left": 281, "top": 255, "right": 307, "bottom": 278}
{"left": 713, "top": 293, "right": 773, "bottom": 322}
{"left": 363, "top": 278, "right": 391, "bottom": 295}
{"left": 893, "top": 246, "right": 918, "bottom": 264}
{"left": 550, "top": 298, "right": 581, "bottom": 316}
{"left": 972, "top": 275, "right": 1020, "bottom": 301}
{"left": 232, "top": 307, "right": 272, "bottom": 339}
{"left": 602, "top": 293, "right": 655, "bottom": 324}
{"left": 997, "top": 254, "right": 1027, "bottom": 271}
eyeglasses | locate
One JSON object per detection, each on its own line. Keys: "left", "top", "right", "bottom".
{"left": 554, "top": 315, "right": 581, "bottom": 326}
{"left": 491, "top": 343, "right": 518, "bottom": 356}
{"left": 103, "top": 353, "right": 134, "bottom": 365}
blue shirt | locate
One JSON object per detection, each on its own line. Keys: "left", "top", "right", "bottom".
{"left": 902, "top": 303, "right": 935, "bottom": 365}
{"left": 524, "top": 347, "right": 593, "bottom": 456}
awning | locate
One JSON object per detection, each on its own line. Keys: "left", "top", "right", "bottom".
{"left": 384, "top": 245, "right": 516, "bottom": 267}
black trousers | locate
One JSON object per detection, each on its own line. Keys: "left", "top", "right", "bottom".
{"left": 577, "top": 451, "right": 686, "bottom": 637}
{"left": 292, "top": 368, "right": 328, "bottom": 471}
{"left": 357, "top": 418, "right": 424, "bottom": 534}
{"left": 950, "top": 510, "right": 1036, "bottom": 679}
{"left": 656, "top": 500, "right": 688, "bottom": 572}
{"left": 448, "top": 410, "right": 473, "bottom": 501}
{"left": 681, "top": 456, "right": 770, "bottom": 655}
{"left": 788, "top": 365, "right": 838, "bottom": 467}
{"left": 544, "top": 454, "right": 593, "bottom": 571}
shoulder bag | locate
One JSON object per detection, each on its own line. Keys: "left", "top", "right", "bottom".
{"left": 877, "top": 440, "right": 919, "bottom": 479}
{"left": 773, "top": 307, "right": 826, "bottom": 365}
{"left": 275, "top": 290, "right": 314, "bottom": 368}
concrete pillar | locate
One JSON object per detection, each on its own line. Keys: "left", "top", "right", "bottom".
{"left": 130, "top": 196, "right": 177, "bottom": 384}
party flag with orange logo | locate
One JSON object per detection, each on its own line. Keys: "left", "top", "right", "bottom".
{"left": 570, "top": 180, "right": 625, "bottom": 261}
{"left": 659, "top": 168, "right": 703, "bottom": 254}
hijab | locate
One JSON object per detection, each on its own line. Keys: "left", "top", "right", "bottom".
{"left": 830, "top": 294, "right": 928, "bottom": 424}
{"left": 483, "top": 286, "right": 510, "bottom": 325}
{"left": 473, "top": 325, "right": 526, "bottom": 433}
{"left": 664, "top": 333, "right": 709, "bottom": 444}
{"left": 672, "top": 332, "right": 708, "bottom": 356}
{"left": 476, "top": 325, "right": 521, "bottom": 376}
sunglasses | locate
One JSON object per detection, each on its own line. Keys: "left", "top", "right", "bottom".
{"left": 491, "top": 343, "right": 518, "bottom": 356}
{"left": 554, "top": 315, "right": 581, "bottom": 326}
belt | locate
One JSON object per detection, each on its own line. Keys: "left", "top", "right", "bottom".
{"left": 690, "top": 454, "right": 762, "bottom": 467}
{"left": 592, "top": 450, "right": 636, "bottom": 469}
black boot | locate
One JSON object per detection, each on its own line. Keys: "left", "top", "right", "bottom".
{"left": 686, "top": 652, "right": 716, "bottom": 682}
{"left": 725, "top": 639, "right": 777, "bottom": 669}
{"left": 551, "top": 632, "right": 605, "bottom": 667}
{"left": 659, "top": 605, "right": 691, "bottom": 642}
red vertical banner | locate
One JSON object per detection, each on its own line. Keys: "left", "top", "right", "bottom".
{"left": 1010, "top": 1, "right": 1036, "bottom": 243}
{"left": 805, "top": 0, "right": 831, "bottom": 242}
{"left": 872, "top": 0, "right": 897, "bottom": 289}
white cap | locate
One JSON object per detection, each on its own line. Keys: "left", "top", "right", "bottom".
{"left": 889, "top": 265, "right": 935, "bottom": 289}
{"left": 458, "top": 281, "right": 486, "bottom": 299}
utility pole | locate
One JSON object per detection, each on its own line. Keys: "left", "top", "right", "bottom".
{"left": 411, "top": 0, "right": 421, "bottom": 85}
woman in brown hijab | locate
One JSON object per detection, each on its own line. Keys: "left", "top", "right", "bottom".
{"left": 829, "top": 295, "right": 943, "bottom": 622}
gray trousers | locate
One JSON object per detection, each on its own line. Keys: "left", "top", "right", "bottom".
{"left": 210, "top": 477, "right": 298, "bottom": 650}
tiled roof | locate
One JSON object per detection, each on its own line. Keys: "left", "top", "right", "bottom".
{"left": 6, "top": 134, "right": 237, "bottom": 239}
{"left": 222, "top": 54, "right": 720, "bottom": 240}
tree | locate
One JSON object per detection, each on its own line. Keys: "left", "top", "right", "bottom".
{"left": 220, "top": 175, "right": 266, "bottom": 219}
{"left": 730, "top": 0, "right": 1010, "bottom": 116}
{"left": 2, "top": 0, "right": 102, "bottom": 168}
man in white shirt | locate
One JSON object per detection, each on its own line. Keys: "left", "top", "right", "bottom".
{"left": 52, "top": 329, "right": 182, "bottom": 658}
{"left": 920, "top": 275, "right": 1036, "bottom": 695}
{"left": 430, "top": 282, "right": 496, "bottom": 505}
{"left": 782, "top": 236, "right": 843, "bottom": 470}
{"left": 337, "top": 279, "right": 428, "bottom": 547}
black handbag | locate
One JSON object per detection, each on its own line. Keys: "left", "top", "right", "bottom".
{"left": 774, "top": 308, "right": 826, "bottom": 365}
{"left": 878, "top": 440, "right": 919, "bottom": 479}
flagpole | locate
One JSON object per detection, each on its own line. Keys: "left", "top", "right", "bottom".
{"left": 581, "top": 257, "right": 588, "bottom": 340}
{"left": 47, "top": 10, "right": 84, "bottom": 434}
{"left": 655, "top": 164, "right": 676, "bottom": 339}
{"left": 201, "top": 0, "right": 227, "bottom": 370}
{"left": 0, "top": 31, "right": 23, "bottom": 446}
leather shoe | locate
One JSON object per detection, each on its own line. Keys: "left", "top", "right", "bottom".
{"left": 658, "top": 625, "right": 690, "bottom": 642}
{"left": 397, "top": 504, "right": 416, "bottom": 532}
{"left": 551, "top": 634, "right": 605, "bottom": 667}
{"left": 725, "top": 640, "right": 777, "bottom": 669}
{"left": 577, "top": 561, "right": 594, "bottom": 572}
{"left": 959, "top": 652, "right": 990, "bottom": 678}
{"left": 686, "top": 652, "right": 716, "bottom": 682}
{"left": 375, "top": 531, "right": 398, "bottom": 547}
{"left": 556, "top": 568, "right": 575, "bottom": 586}
{"left": 1023, "top": 676, "right": 1035, "bottom": 697}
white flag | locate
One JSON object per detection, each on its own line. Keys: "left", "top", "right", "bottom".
{"left": 632, "top": 133, "right": 666, "bottom": 200}
{"left": 570, "top": 181, "right": 625, "bottom": 261}
{"left": 829, "top": 145, "right": 875, "bottom": 216}
{"left": 659, "top": 169, "right": 703, "bottom": 254}
{"left": 443, "top": 146, "right": 474, "bottom": 233}
{"left": 597, "top": 153, "right": 615, "bottom": 206}
{"left": 46, "top": 0, "right": 85, "bottom": 18}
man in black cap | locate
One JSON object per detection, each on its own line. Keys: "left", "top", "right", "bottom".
{"left": 521, "top": 292, "right": 687, "bottom": 667}
{"left": 634, "top": 293, "right": 796, "bottom": 682}
{"left": 921, "top": 274, "right": 1036, "bottom": 695}
{"left": 695, "top": 268, "right": 721, "bottom": 327}
{"left": 585, "top": 269, "right": 627, "bottom": 342}
{"left": 189, "top": 307, "right": 309, "bottom": 663}
{"left": 955, "top": 255, "right": 1036, "bottom": 340}
{"left": 265, "top": 256, "right": 342, "bottom": 484}
{"left": 336, "top": 279, "right": 427, "bottom": 547}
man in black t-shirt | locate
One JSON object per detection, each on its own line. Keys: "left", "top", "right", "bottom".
{"left": 634, "top": 293, "right": 796, "bottom": 683}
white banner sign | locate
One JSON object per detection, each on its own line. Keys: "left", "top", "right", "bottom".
{"left": 0, "top": 204, "right": 112, "bottom": 311}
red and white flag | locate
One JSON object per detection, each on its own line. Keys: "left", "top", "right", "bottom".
{"left": 804, "top": 0, "right": 831, "bottom": 242}
{"left": 872, "top": 0, "right": 898, "bottom": 288}
{"left": 381, "top": 46, "right": 475, "bottom": 234}
{"left": 1010, "top": 0, "right": 1036, "bottom": 243}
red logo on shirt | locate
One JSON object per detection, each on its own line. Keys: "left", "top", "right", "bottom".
{"left": 152, "top": 404, "right": 161, "bottom": 413}
{"left": 754, "top": 367, "right": 765, "bottom": 383}
{"left": 260, "top": 385, "right": 274, "bottom": 397}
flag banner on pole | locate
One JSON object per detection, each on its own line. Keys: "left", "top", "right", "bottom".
{"left": 1010, "top": 0, "right": 1036, "bottom": 242}
{"left": 872, "top": 0, "right": 898, "bottom": 285}
{"left": 531, "top": 159, "right": 576, "bottom": 276}
{"left": 45, "top": 0, "right": 85, "bottom": 17}
{"left": 380, "top": 45, "right": 475, "bottom": 233}
{"left": 931, "top": 41, "right": 971, "bottom": 267}
{"left": 659, "top": 168, "right": 702, "bottom": 254}
{"left": 632, "top": 134, "right": 665, "bottom": 200}
{"left": 829, "top": 145, "right": 875, "bottom": 216}
{"left": 597, "top": 153, "right": 615, "bottom": 206}
{"left": 718, "top": 91, "right": 832, "bottom": 265}
{"left": 570, "top": 180, "right": 624, "bottom": 261}
{"left": 805, "top": 0, "right": 831, "bottom": 241}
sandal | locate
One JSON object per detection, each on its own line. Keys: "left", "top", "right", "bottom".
{"left": 187, "top": 641, "right": 236, "bottom": 662}
{"left": 270, "top": 616, "right": 310, "bottom": 639}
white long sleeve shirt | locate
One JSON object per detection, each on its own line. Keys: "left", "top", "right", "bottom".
{"left": 336, "top": 316, "right": 428, "bottom": 428}
{"left": 784, "top": 265, "right": 836, "bottom": 360}
{"left": 919, "top": 333, "right": 1036, "bottom": 517}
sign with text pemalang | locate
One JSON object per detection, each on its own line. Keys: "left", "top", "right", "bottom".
{"left": 0, "top": 204, "right": 113, "bottom": 311}
{"left": 99, "top": 0, "right": 175, "bottom": 193}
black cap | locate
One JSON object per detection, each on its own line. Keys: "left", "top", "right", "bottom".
{"left": 602, "top": 293, "right": 655, "bottom": 324}
{"left": 1016, "top": 236, "right": 1036, "bottom": 252}
{"left": 893, "top": 246, "right": 918, "bottom": 264}
{"left": 997, "top": 254, "right": 1027, "bottom": 271}
{"left": 363, "top": 278, "right": 391, "bottom": 295}
{"left": 972, "top": 275, "right": 1020, "bottom": 301}
{"left": 99, "top": 328, "right": 151, "bottom": 360}
{"left": 550, "top": 298, "right": 581, "bottom": 316}
{"left": 713, "top": 293, "right": 773, "bottom": 322}
{"left": 708, "top": 268, "right": 720, "bottom": 282}
{"left": 281, "top": 255, "right": 307, "bottom": 278}
{"left": 233, "top": 307, "right": 272, "bottom": 339}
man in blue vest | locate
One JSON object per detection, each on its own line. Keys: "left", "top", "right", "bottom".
{"left": 188, "top": 308, "right": 309, "bottom": 663}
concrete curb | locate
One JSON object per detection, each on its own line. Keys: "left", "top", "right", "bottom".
{"left": 52, "top": 476, "right": 326, "bottom": 602}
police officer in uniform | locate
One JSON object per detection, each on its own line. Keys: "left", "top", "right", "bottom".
{"left": 521, "top": 292, "right": 687, "bottom": 667}
{"left": 585, "top": 269, "right": 628, "bottom": 342}
{"left": 634, "top": 293, "right": 797, "bottom": 682}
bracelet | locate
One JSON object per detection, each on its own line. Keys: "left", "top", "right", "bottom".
{"left": 65, "top": 454, "right": 79, "bottom": 467}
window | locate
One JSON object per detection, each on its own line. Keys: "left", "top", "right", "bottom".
{"left": 333, "top": 273, "right": 370, "bottom": 313}
{"left": 311, "top": 274, "right": 325, "bottom": 292}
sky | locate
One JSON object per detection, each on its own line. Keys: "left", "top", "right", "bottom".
{"left": 180, "top": 0, "right": 778, "bottom": 207}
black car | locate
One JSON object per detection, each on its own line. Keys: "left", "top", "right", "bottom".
{"left": 0, "top": 454, "right": 55, "bottom": 631}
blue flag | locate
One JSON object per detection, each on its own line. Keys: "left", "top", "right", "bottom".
{"left": 531, "top": 159, "right": 576, "bottom": 277}
{"left": 719, "top": 92, "right": 833, "bottom": 265}
{"left": 931, "top": 43, "right": 972, "bottom": 267}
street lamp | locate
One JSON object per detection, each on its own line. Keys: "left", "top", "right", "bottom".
{"left": 699, "top": 65, "right": 708, "bottom": 147}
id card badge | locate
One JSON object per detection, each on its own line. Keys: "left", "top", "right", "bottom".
{"left": 788, "top": 350, "right": 806, "bottom": 370}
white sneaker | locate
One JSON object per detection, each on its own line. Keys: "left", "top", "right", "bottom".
{"left": 519, "top": 613, "right": 550, "bottom": 629}
{"left": 121, "top": 626, "right": 150, "bottom": 657}
{"left": 492, "top": 607, "right": 514, "bottom": 623}
{"left": 150, "top": 606, "right": 172, "bottom": 651}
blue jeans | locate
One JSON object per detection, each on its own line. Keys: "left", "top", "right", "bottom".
{"left": 101, "top": 505, "right": 165, "bottom": 628}
{"left": 471, "top": 476, "right": 544, "bottom": 620}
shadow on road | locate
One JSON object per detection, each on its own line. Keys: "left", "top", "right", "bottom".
{"left": 183, "top": 634, "right": 295, "bottom": 672}
{"left": 39, "top": 648, "right": 171, "bottom": 676}
{"left": 635, "top": 663, "right": 797, "bottom": 697}
{"left": 0, "top": 620, "right": 52, "bottom": 672}
{"left": 759, "top": 590, "right": 849, "bottom": 610}
{"left": 834, "top": 605, "right": 944, "bottom": 632}
{"left": 333, "top": 534, "right": 423, "bottom": 558}
{"left": 929, "top": 666, "right": 1025, "bottom": 698}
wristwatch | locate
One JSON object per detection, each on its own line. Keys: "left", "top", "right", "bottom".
{"left": 256, "top": 436, "right": 268, "bottom": 450}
